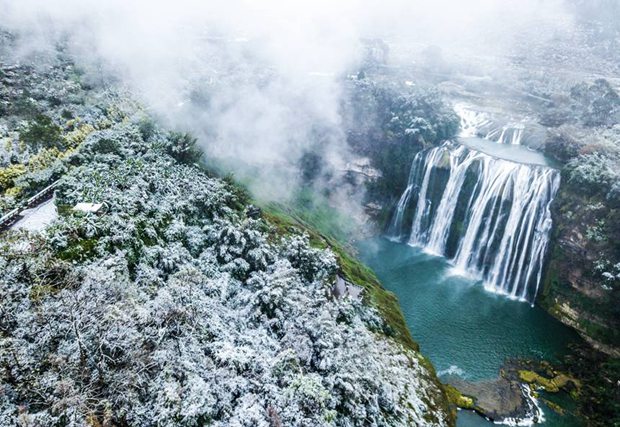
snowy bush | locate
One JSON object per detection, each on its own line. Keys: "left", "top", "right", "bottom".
{"left": 566, "top": 152, "right": 617, "bottom": 195}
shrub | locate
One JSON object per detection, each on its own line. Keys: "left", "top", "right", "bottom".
{"left": 566, "top": 153, "right": 617, "bottom": 195}
{"left": 20, "top": 114, "right": 63, "bottom": 149}
{"left": 0, "top": 164, "right": 26, "bottom": 192}
{"left": 166, "top": 132, "right": 203, "bottom": 164}
{"left": 544, "top": 129, "right": 583, "bottom": 163}
{"left": 343, "top": 79, "right": 459, "bottom": 202}
{"left": 570, "top": 79, "right": 620, "bottom": 127}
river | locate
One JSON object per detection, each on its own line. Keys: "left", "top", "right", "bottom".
{"left": 357, "top": 237, "right": 583, "bottom": 426}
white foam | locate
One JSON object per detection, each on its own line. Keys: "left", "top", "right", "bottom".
{"left": 494, "top": 384, "right": 545, "bottom": 426}
{"left": 437, "top": 365, "right": 465, "bottom": 377}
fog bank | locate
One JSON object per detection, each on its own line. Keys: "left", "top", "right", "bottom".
{"left": 0, "top": 0, "right": 577, "bottom": 200}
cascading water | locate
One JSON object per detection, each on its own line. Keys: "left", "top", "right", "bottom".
{"left": 487, "top": 125, "right": 525, "bottom": 145}
{"left": 389, "top": 142, "right": 560, "bottom": 303}
{"left": 455, "top": 103, "right": 527, "bottom": 145}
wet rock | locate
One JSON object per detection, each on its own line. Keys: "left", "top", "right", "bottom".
{"left": 445, "top": 376, "right": 531, "bottom": 422}
{"left": 507, "top": 359, "right": 581, "bottom": 396}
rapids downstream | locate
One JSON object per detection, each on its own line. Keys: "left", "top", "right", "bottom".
{"left": 359, "top": 104, "right": 583, "bottom": 426}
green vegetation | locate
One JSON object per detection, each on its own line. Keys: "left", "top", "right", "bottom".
{"left": 570, "top": 79, "right": 620, "bottom": 127}
{"left": 343, "top": 77, "right": 459, "bottom": 209}
{"left": 541, "top": 78, "right": 620, "bottom": 128}
{"left": 542, "top": 399, "right": 565, "bottom": 415}
{"left": 0, "top": 61, "right": 126, "bottom": 214}
{"left": 567, "top": 153, "right": 618, "bottom": 202}
{"left": 20, "top": 114, "right": 63, "bottom": 149}
{"left": 9, "top": 92, "right": 39, "bottom": 118}
{"left": 64, "top": 123, "right": 95, "bottom": 149}
{"left": 261, "top": 200, "right": 456, "bottom": 426}
{"left": 444, "top": 384, "right": 476, "bottom": 410}
{"left": 0, "top": 164, "right": 26, "bottom": 192}
{"left": 517, "top": 370, "right": 580, "bottom": 394}
{"left": 261, "top": 203, "right": 417, "bottom": 351}
{"left": 1, "top": 108, "right": 454, "bottom": 425}
{"left": 541, "top": 178, "right": 620, "bottom": 350}
{"left": 561, "top": 345, "right": 620, "bottom": 426}
{"left": 57, "top": 237, "right": 99, "bottom": 262}
{"left": 541, "top": 109, "right": 620, "bottom": 353}
{"left": 165, "top": 131, "right": 203, "bottom": 164}
{"left": 512, "top": 351, "right": 618, "bottom": 426}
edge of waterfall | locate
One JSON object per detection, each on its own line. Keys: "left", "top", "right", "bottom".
{"left": 387, "top": 138, "right": 560, "bottom": 304}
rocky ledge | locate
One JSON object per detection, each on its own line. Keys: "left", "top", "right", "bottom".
{"left": 443, "top": 359, "right": 581, "bottom": 424}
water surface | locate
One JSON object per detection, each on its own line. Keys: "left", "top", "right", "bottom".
{"left": 458, "top": 137, "right": 555, "bottom": 167}
{"left": 356, "top": 238, "right": 582, "bottom": 426}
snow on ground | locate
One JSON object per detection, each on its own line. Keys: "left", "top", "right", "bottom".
{"left": 333, "top": 275, "right": 363, "bottom": 299}
{"left": 11, "top": 198, "right": 57, "bottom": 231}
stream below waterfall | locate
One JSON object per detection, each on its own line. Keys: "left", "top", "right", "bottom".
{"left": 357, "top": 238, "right": 583, "bottom": 427}
{"left": 356, "top": 104, "right": 587, "bottom": 425}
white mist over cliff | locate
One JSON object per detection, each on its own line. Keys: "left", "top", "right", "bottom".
{"left": 0, "top": 0, "right": 574, "bottom": 200}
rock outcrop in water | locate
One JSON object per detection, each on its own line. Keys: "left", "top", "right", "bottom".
{"left": 443, "top": 358, "right": 578, "bottom": 425}
{"left": 445, "top": 377, "right": 540, "bottom": 424}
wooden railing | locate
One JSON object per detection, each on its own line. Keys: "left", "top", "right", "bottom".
{"left": 0, "top": 181, "right": 59, "bottom": 232}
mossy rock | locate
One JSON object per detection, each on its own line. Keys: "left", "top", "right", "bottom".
{"left": 444, "top": 384, "right": 476, "bottom": 410}
{"left": 436, "top": 148, "right": 452, "bottom": 169}
{"left": 518, "top": 370, "right": 580, "bottom": 395}
{"left": 542, "top": 399, "right": 565, "bottom": 415}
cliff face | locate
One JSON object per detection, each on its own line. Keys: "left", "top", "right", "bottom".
{"left": 540, "top": 180, "right": 620, "bottom": 356}
{"left": 537, "top": 80, "right": 620, "bottom": 356}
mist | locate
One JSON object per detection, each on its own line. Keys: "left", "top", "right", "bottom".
{"left": 0, "top": 0, "right": 580, "bottom": 202}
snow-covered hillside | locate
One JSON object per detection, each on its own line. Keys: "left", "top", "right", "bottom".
{"left": 0, "top": 94, "right": 451, "bottom": 427}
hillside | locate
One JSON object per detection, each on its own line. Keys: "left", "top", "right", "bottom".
{"left": 0, "top": 51, "right": 452, "bottom": 426}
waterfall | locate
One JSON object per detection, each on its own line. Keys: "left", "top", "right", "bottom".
{"left": 486, "top": 125, "right": 525, "bottom": 145}
{"left": 387, "top": 153, "right": 423, "bottom": 239}
{"left": 390, "top": 142, "right": 560, "bottom": 303}
{"left": 456, "top": 103, "right": 526, "bottom": 145}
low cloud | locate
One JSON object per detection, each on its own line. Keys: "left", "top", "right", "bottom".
{"left": 0, "top": 0, "right": 576, "bottom": 201}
